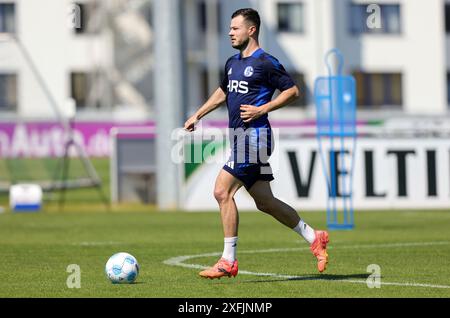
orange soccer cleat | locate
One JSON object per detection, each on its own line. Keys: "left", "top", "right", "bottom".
{"left": 310, "top": 230, "right": 329, "bottom": 273}
{"left": 199, "top": 258, "right": 238, "bottom": 279}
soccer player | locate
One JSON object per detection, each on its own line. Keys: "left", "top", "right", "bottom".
{"left": 184, "top": 8, "right": 329, "bottom": 279}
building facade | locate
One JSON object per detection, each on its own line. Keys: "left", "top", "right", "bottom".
{"left": 0, "top": 0, "right": 449, "bottom": 121}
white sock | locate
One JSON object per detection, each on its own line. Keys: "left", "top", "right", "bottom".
{"left": 293, "top": 220, "right": 316, "bottom": 244}
{"left": 222, "top": 236, "right": 238, "bottom": 262}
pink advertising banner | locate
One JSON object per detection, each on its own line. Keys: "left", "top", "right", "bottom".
{"left": 0, "top": 121, "right": 155, "bottom": 158}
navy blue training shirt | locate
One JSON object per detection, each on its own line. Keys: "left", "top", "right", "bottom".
{"left": 220, "top": 48, "right": 296, "bottom": 130}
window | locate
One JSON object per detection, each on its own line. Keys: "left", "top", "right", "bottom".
{"left": 349, "top": 3, "right": 401, "bottom": 34}
{"left": 445, "top": 4, "right": 450, "bottom": 33}
{"left": 73, "top": 2, "right": 100, "bottom": 34}
{"left": 201, "top": 68, "right": 209, "bottom": 101}
{"left": 71, "top": 72, "right": 88, "bottom": 108}
{"left": 290, "top": 72, "right": 308, "bottom": 106}
{"left": 198, "top": 1, "right": 221, "bottom": 33}
{"left": 353, "top": 71, "right": 402, "bottom": 108}
{"left": 0, "top": 73, "right": 17, "bottom": 111}
{"left": 199, "top": 68, "right": 225, "bottom": 101}
{"left": 272, "top": 72, "right": 308, "bottom": 107}
{"left": 277, "top": 3, "right": 304, "bottom": 33}
{"left": 142, "top": 1, "right": 152, "bottom": 27}
{"left": 70, "top": 71, "right": 107, "bottom": 110}
{"left": 0, "top": 3, "right": 15, "bottom": 33}
{"left": 447, "top": 73, "right": 450, "bottom": 105}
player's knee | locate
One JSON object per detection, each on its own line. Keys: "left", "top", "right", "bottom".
{"left": 255, "top": 198, "right": 272, "bottom": 213}
{"left": 214, "top": 187, "right": 232, "bottom": 204}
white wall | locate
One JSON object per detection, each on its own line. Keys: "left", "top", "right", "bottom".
{"left": 345, "top": 0, "right": 446, "bottom": 114}
{"left": 2, "top": 0, "right": 450, "bottom": 119}
{"left": 211, "top": 0, "right": 449, "bottom": 115}
{"left": 0, "top": 0, "right": 113, "bottom": 119}
{"left": 183, "top": 136, "right": 450, "bottom": 210}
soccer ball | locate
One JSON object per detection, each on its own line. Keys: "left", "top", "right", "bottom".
{"left": 105, "top": 252, "right": 139, "bottom": 284}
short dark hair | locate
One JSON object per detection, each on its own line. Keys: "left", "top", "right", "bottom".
{"left": 231, "top": 8, "right": 260, "bottom": 34}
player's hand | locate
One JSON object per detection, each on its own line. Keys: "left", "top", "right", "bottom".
{"left": 240, "top": 105, "right": 265, "bottom": 123}
{"left": 184, "top": 115, "right": 199, "bottom": 132}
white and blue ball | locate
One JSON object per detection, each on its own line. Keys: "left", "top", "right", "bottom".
{"left": 105, "top": 252, "right": 139, "bottom": 284}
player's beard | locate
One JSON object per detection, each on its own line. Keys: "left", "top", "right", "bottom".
{"left": 232, "top": 37, "right": 250, "bottom": 51}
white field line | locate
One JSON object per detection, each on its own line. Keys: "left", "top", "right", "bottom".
{"left": 72, "top": 241, "right": 123, "bottom": 246}
{"left": 163, "top": 241, "right": 450, "bottom": 289}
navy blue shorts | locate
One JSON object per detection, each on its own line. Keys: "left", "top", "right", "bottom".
{"left": 222, "top": 160, "right": 274, "bottom": 190}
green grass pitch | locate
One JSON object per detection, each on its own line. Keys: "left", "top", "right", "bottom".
{"left": 0, "top": 209, "right": 449, "bottom": 298}
{"left": 1, "top": 158, "right": 449, "bottom": 297}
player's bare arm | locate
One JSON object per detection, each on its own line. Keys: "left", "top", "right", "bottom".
{"left": 239, "top": 85, "right": 300, "bottom": 123}
{"left": 184, "top": 87, "right": 226, "bottom": 131}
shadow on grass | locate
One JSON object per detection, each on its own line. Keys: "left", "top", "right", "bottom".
{"left": 240, "top": 273, "right": 371, "bottom": 284}
{"left": 109, "top": 281, "right": 146, "bottom": 285}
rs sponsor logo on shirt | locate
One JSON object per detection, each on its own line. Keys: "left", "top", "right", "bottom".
{"left": 227, "top": 80, "right": 248, "bottom": 94}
